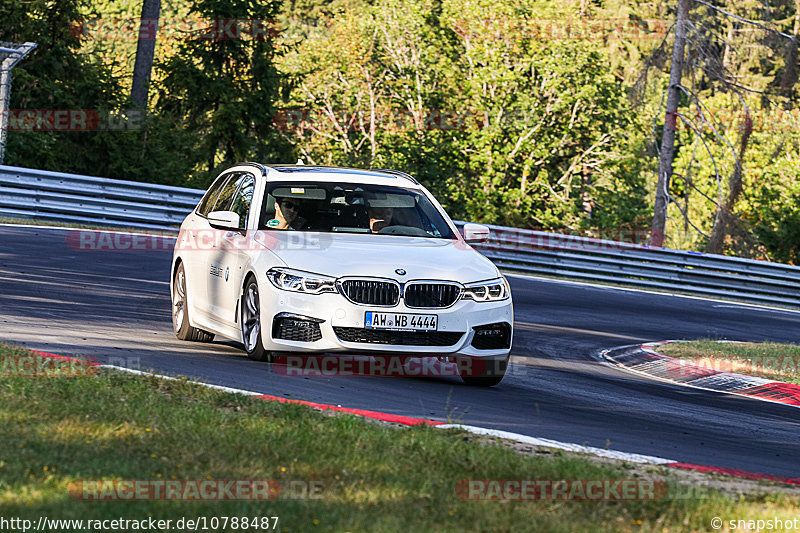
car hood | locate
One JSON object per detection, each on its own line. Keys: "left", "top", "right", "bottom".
{"left": 254, "top": 231, "right": 499, "bottom": 282}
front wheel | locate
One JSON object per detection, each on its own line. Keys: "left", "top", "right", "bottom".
{"left": 241, "top": 277, "right": 275, "bottom": 362}
{"left": 459, "top": 355, "right": 509, "bottom": 387}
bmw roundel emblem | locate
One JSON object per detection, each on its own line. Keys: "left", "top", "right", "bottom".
{"left": 395, "top": 268, "right": 406, "bottom": 276}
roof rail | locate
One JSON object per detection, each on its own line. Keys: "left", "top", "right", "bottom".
{"left": 255, "top": 164, "right": 419, "bottom": 183}
{"left": 236, "top": 162, "right": 268, "bottom": 175}
{"left": 370, "top": 168, "right": 420, "bottom": 185}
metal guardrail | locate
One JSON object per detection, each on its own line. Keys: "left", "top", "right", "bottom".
{"left": 0, "top": 165, "right": 203, "bottom": 230}
{"left": 2, "top": 164, "right": 799, "bottom": 308}
{"left": 457, "top": 223, "right": 800, "bottom": 309}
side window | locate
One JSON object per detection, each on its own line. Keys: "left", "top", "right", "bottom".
{"left": 209, "top": 173, "right": 242, "bottom": 213}
{"left": 196, "top": 174, "right": 232, "bottom": 216}
{"left": 230, "top": 174, "right": 255, "bottom": 229}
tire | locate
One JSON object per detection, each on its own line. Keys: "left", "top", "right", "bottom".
{"left": 241, "top": 277, "right": 275, "bottom": 362}
{"left": 172, "top": 262, "right": 214, "bottom": 342}
{"left": 459, "top": 355, "right": 509, "bottom": 387}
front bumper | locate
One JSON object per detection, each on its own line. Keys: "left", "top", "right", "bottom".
{"left": 258, "top": 283, "right": 513, "bottom": 358}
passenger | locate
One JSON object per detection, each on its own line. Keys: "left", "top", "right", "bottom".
{"left": 368, "top": 205, "right": 394, "bottom": 233}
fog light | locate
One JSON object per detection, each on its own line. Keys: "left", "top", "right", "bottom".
{"left": 272, "top": 313, "right": 324, "bottom": 342}
{"left": 471, "top": 322, "right": 511, "bottom": 350}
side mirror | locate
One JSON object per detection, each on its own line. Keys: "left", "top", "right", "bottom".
{"left": 462, "top": 223, "right": 490, "bottom": 244}
{"left": 207, "top": 210, "right": 240, "bottom": 230}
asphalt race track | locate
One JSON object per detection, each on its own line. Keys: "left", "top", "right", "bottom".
{"left": 2, "top": 225, "right": 800, "bottom": 477}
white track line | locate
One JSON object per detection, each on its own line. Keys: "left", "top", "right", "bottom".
{"left": 437, "top": 424, "right": 677, "bottom": 465}
{"left": 101, "top": 364, "right": 264, "bottom": 396}
{"left": 38, "top": 353, "right": 800, "bottom": 483}
{"left": 102, "top": 363, "right": 676, "bottom": 465}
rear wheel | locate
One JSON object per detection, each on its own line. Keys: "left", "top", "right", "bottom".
{"left": 459, "top": 355, "right": 508, "bottom": 387}
{"left": 172, "top": 263, "right": 214, "bottom": 342}
{"left": 241, "top": 277, "right": 275, "bottom": 362}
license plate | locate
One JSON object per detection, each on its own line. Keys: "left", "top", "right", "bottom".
{"left": 364, "top": 311, "right": 438, "bottom": 331}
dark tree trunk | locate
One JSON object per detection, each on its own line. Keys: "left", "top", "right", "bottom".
{"left": 651, "top": 0, "right": 690, "bottom": 248}
{"left": 780, "top": 1, "right": 800, "bottom": 96}
{"left": 706, "top": 113, "right": 754, "bottom": 255}
{"left": 130, "top": 0, "right": 161, "bottom": 108}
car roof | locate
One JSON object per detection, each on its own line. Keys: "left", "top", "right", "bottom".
{"left": 238, "top": 163, "right": 421, "bottom": 188}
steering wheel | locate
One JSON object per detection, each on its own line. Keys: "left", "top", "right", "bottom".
{"left": 377, "top": 225, "right": 428, "bottom": 236}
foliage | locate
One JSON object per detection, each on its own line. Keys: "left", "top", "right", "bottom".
{"left": 654, "top": 1, "right": 800, "bottom": 259}
{"left": 277, "top": 0, "right": 650, "bottom": 230}
{"left": 156, "top": 0, "right": 290, "bottom": 186}
{"left": 443, "top": 0, "right": 648, "bottom": 230}
{"left": 742, "top": 131, "right": 800, "bottom": 263}
{"left": 0, "top": 0, "right": 195, "bottom": 184}
{"left": 1, "top": 0, "right": 119, "bottom": 171}
{"left": 3, "top": 0, "right": 800, "bottom": 260}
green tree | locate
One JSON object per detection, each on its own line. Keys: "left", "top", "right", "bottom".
{"left": 278, "top": 0, "right": 649, "bottom": 230}
{"left": 0, "top": 0, "right": 122, "bottom": 173}
{"left": 157, "top": 0, "right": 290, "bottom": 185}
{"left": 441, "top": 0, "right": 646, "bottom": 230}
{"left": 1, "top": 0, "right": 199, "bottom": 185}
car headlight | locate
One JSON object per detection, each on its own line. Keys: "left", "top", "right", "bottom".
{"left": 266, "top": 268, "right": 338, "bottom": 294}
{"left": 461, "top": 277, "right": 510, "bottom": 302}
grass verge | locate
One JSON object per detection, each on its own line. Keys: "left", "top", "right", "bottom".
{"left": 659, "top": 340, "right": 800, "bottom": 386}
{"left": 1, "top": 343, "right": 799, "bottom": 532}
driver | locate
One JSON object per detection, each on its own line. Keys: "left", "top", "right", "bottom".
{"left": 272, "top": 197, "right": 305, "bottom": 230}
{"left": 368, "top": 205, "right": 394, "bottom": 233}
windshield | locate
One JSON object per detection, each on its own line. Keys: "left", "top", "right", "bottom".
{"left": 259, "top": 182, "right": 456, "bottom": 239}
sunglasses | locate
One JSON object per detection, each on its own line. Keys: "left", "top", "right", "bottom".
{"left": 279, "top": 200, "right": 300, "bottom": 210}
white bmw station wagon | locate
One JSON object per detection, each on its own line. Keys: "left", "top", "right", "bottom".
{"left": 171, "top": 163, "right": 513, "bottom": 386}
